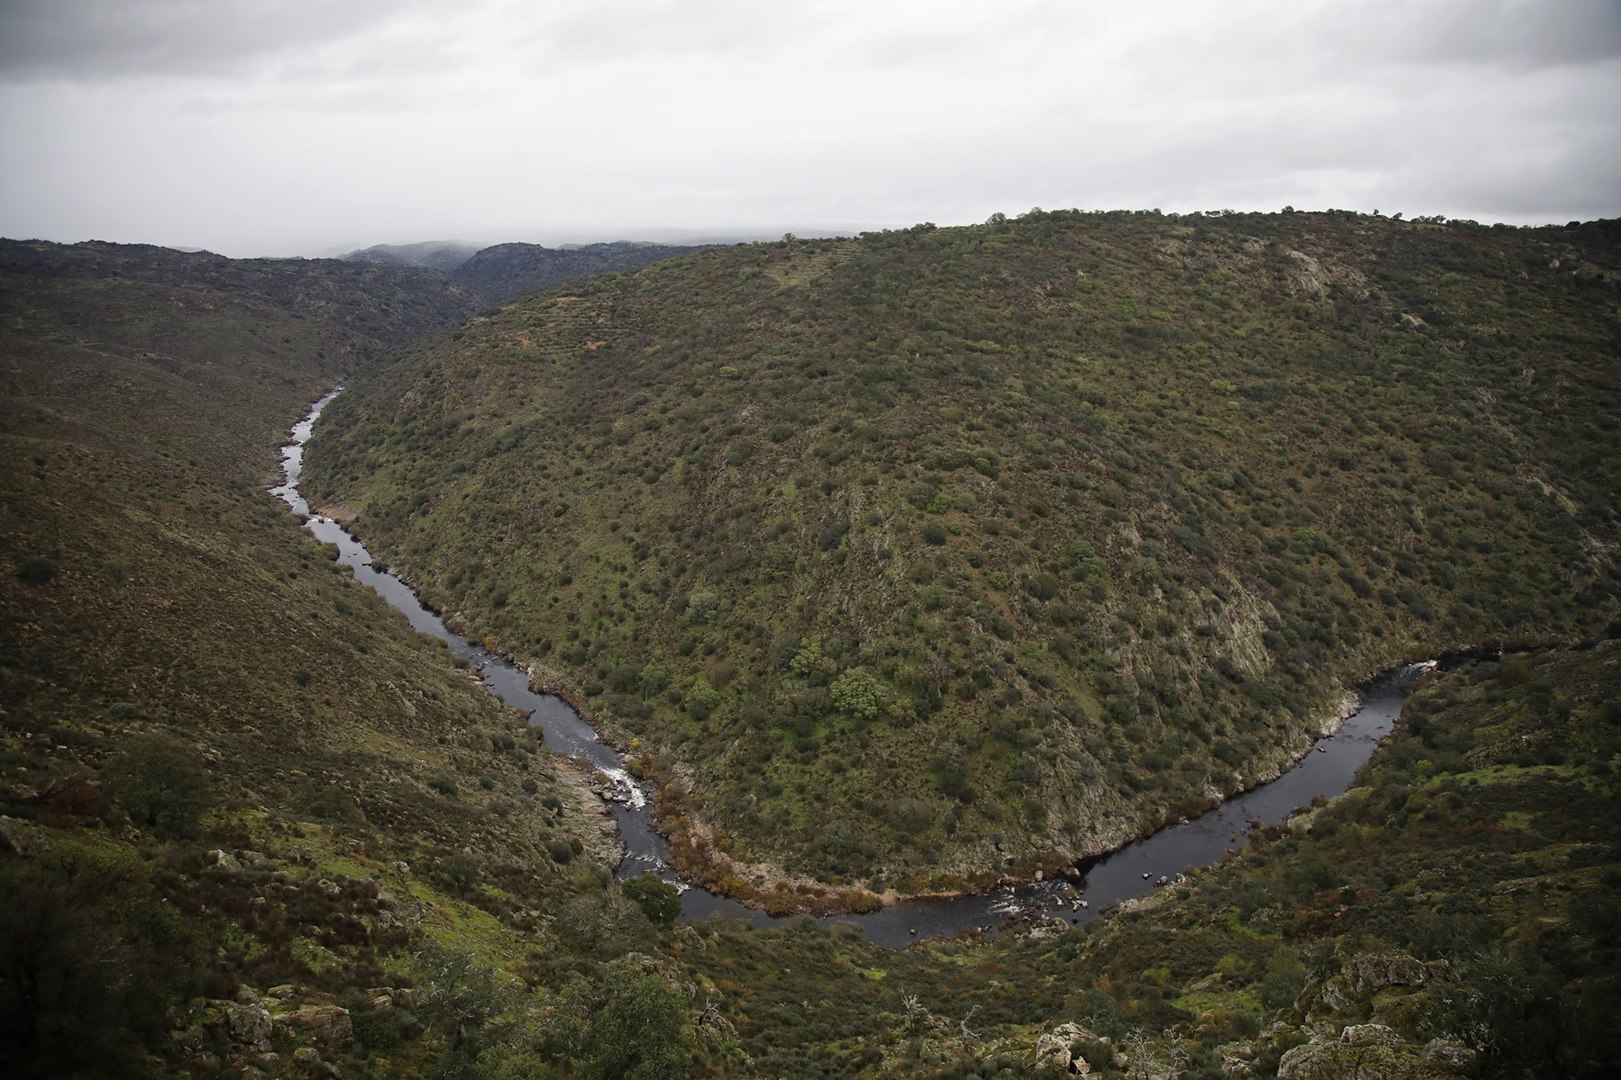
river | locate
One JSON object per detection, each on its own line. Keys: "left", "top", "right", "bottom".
{"left": 273, "top": 390, "right": 1428, "bottom": 946}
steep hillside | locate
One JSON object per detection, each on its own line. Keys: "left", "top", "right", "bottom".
{"left": 0, "top": 248, "right": 678, "bottom": 1076}
{"left": 449, "top": 240, "right": 710, "bottom": 303}
{"left": 304, "top": 210, "right": 1621, "bottom": 894}
{"left": 675, "top": 640, "right": 1621, "bottom": 1078}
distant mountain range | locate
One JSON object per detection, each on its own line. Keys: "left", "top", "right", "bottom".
{"left": 341, "top": 239, "right": 711, "bottom": 303}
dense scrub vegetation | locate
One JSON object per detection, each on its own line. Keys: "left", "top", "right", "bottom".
{"left": 5, "top": 224, "right": 1617, "bottom": 1077}
{"left": 304, "top": 210, "right": 1621, "bottom": 890}
{"left": 669, "top": 639, "right": 1621, "bottom": 1078}
{"left": 0, "top": 245, "right": 709, "bottom": 1076}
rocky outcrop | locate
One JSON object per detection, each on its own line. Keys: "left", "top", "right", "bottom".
{"left": 225, "top": 992, "right": 274, "bottom": 1053}
{"left": 1277, "top": 1022, "right": 1465, "bottom": 1079}
{"left": 1315, "top": 950, "right": 1433, "bottom": 1013}
{"left": 276, "top": 1004, "right": 354, "bottom": 1049}
{"left": 1033, "top": 1021, "right": 1095, "bottom": 1074}
{"left": 0, "top": 815, "right": 48, "bottom": 855}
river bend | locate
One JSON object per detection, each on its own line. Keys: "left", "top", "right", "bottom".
{"left": 274, "top": 391, "right": 1426, "bottom": 946}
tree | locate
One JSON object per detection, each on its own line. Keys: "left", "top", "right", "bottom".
{"left": 553, "top": 891, "right": 656, "bottom": 960}
{"left": 577, "top": 957, "right": 695, "bottom": 1080}
{"left": 413, "top": 942, "right": 519, "bottom": 1057}
{"left": 830, "top": 668, "right": 890, "bottom": 723}
{"left": 621, "top": 874, "right": 681, "bottom": 927}
{"left": 100, "top": 731, "right": 213, "bottom": 834}
{"left": 0, "top": 842, "right": 200, "bottom": 1074}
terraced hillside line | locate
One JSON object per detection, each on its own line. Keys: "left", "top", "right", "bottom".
{"left": 303, "top": 210, "right": 1621, "bottom": 893}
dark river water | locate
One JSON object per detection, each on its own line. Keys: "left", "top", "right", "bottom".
{"left": 274, "top": 391, "right": 1429, "bottom": 947}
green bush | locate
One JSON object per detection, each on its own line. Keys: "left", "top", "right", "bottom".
{"left": 621, "top": 873, "right": 681, "bottom": 926}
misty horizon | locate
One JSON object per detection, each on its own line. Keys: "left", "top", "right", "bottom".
{"left": 2, "top": 0, "right": 1616, "bottom": 258}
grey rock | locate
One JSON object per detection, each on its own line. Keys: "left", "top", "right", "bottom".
{"left": 0, "top": 816, "right": 48, "bottom": 855}
{"left": 207, "top": 849, "right": 242, "bottom": 872}
{"left": 1278, "top": 1022, "right": 1464, "bottom": 1079}
{"left": 279, "top": 1004, "right": 353, "bottom": 1048}
{"left": 226, "top": 1001, "right": 274, "bottom": 1052}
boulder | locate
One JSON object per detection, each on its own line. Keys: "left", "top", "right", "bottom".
{"left": 1339, "top": 1023, "right": 1401, "bottom": 1047}
{"left": 1423, "top": 1038, "right": 1475, "bottom": 1071}
{"left": 1319, "top": 950, "right": 1430, "bottom": 1012}
{"left": 0, "top": 815, "right": 48, "bottom": 855}
{"left": 1033, "top": 1021, "right": 1094, "bottom": 1074}
{"left": 225, "top": 1001, "right": 274, "bottom": 1052}
{"left": 206, "top": 848, "right": 242, "bottom": 872}
{"left": 278, "top": 1004, "right": 353, "bottom": 1049}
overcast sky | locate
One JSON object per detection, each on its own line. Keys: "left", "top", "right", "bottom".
{"left": 1, "top": 0, "right": 1618, "bottom": 256}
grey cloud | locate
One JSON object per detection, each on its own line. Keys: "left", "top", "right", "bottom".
{"left": 0, "top": 0, "right": 1615, "bottom": 254}
{"left": 1408, "top": 0, "right": 1621, "bottom": 70}
{"left": 0, "top": 0, "right": 401, "bottom": 80}
{"left": 1325, "top": 0, "right": 1621, "bottom": 72}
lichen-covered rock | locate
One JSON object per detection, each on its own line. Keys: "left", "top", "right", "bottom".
{"left": 278, "top": 1004, "right": 353, "bottom": 1048}
{"left": 1033, "top": 1022, "right": 1095, "bottom": 1074}
{"left": 225, "top": 1000, "right": 273, "bottom": 1052}
{"left": 1317, "top": 950, "right": 1431, "bottom": 1013}
{"left": 1423, "top": 1037, "right": 1475, "bottom": 1071}
{"left": 1277, "top": 1022, "right": 1465, "bottom": 1079}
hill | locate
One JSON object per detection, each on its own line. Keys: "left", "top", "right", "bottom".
{"left": 671, "top": 639, "right": 1621, "bottom": 1077}
{"left": 448, "top": 240, "right": 710, "bottom": 303}
{"left": 0, "top": 242, "right": 684, "bottom": 1076}
{"left": 2, "top": 239, "right": 479, "bottom": 348}
{"left": 302, "top": 210, "right": 1621, "bottom": 896}
{"left": 340, "top": 239, "right": 483, "bottom": 274}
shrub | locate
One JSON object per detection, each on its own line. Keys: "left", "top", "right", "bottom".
{"left": 621, "top": 873, "right": 681, "bottom": 926}
{"left": 15, "top": 555, "right": 57, "bottom": 584}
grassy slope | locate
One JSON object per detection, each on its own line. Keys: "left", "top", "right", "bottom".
{"left": 303, "top": 210, "right": 1621, "bottom": 890}
{"left": 0, "top": 246, "right": 678, "bottom": 1076}
{"left": 677, "top": 639, "right": 1621, "bottom": 1078}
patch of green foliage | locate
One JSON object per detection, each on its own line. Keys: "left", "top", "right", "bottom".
{"left": 671, "top": 639, "right": 1621, "bottom": 1076}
